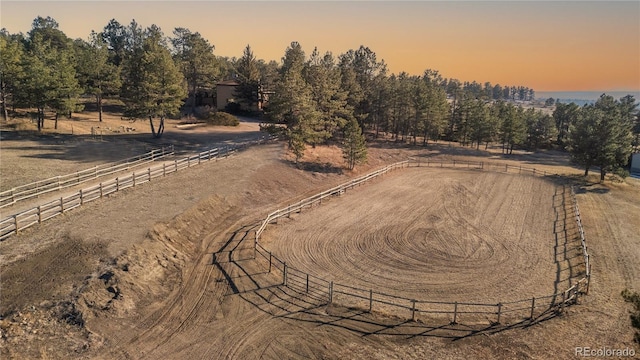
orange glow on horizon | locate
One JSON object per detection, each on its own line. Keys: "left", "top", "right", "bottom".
{"left": 1, "top": 1, "right": 638, "bottom": 92}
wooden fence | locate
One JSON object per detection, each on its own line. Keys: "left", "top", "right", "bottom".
{"left": 0, "top": 146, "right": 174, "bottom": 209}
{"left": 252, "top": 158, "right": 591, "bottom": 326}
{"left": 0, "top": 135, "right": 274, "bottom": 241}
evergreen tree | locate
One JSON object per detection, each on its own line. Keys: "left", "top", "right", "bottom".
{"left": 234, "top": 44, "right": 261, "bottom": 112}
{"left": 171, "top": 28, "right": 218, "bottom": 115}
{"left": 303, "top": 48, "right": 352, "bottom": 139}
{"left": 553, "top": 102, "right": 580, "bottom": 147}
{"left": 266, "top": 42, "right": 323, "bottom": 162}
{"left": 497, "top": 101, "right": 526, "bottom": 154}
{"left": 18, "top": 22, "right": 80, "bottom": 131}
{"left": 0, "top": 30, "right": 24, "bottom": 121}
{"left": 101, "top": 19, "right": 127, "bottom": 67}
{"left": 524, "top": 108, "right": 556, "bottom": 150}
{"left": 342, "top": 117, "right": 367, "bottom": 170}
{"left": 75, "top": 31, "right": 122, "bottom": 122}
{"left": 468, "top": 99, "right": 492, "bottom": 149}
{"left": 569, "top": 94, "right": 634, "bottom": 180}
{"left": 121, "top": 25, "right": 186, "bottom": 138}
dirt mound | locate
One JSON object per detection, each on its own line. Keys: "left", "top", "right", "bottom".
{"left": 77, "top": 196, "right": 234, "bottom": 321}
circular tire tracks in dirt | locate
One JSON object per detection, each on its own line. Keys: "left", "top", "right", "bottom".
{"left": 261, "top": 168, "right": 559, "bottom": 304}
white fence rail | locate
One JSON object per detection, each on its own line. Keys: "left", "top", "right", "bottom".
{"left": 251, "top": 158, "right": 591, "bottom": 326}
{"left": 0, "top": 135, "right": 274, "bottom": 241}
{"left": 0, "top": 146, "right": 175, "bottom": 208}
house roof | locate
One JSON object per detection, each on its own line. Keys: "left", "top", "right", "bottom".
{"left": 217, "top": 79, "right": 240, "bottom": 86}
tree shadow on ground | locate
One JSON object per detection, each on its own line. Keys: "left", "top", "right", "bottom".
{"left": 1, "top": 124, "right": 264, "bottom": 164}
{"left": 367, "top": 138, "right": 581, "bottom": 170}
{"left": 280, "top": 158, "right": 344, "bottom": 175}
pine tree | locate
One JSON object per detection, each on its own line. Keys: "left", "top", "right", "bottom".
{"left": 171, "top": 28, "right": 218, "bottom": 115}
{"left": 303, "top": 48, "right": 352, "bottom": 139}
{"left": 266, "top": 42, "right": 323, "bottom": 162}
{"left": 497, "top": 101, "right": 526, "bottom": 154}
{"left": 569, "top": 94, "right": 634, "bottom": 180}
{"left": 0, "top": 31, "right": 24, "bottom": 121}
{"left": 121, "top": 25, "right": 186, "bottom": 138}
{"left": 342, "top": 117, "right": 367, "bottom": 170}
{"left": 18, "top": 24, "right": 81, "bottom": 131}
{"left": 553, "top": 102, "right": 580, "bottom": 147}
{"left": 235, "top": 44, "right": 260, "bottom": 111}
{"left": 75, "top": 31, "right": 121, "bottom": 122}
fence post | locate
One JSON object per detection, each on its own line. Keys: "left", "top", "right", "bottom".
{"left": 369, "top": 290, "right": 373, "bottom": 312}
{"left": 411, "top": 300, "right": 417, "bottom": 321}
{"left": 268, "top": 252, "right": 272, "bottom": 272}
{"left": 530, "top": 297, "right": 536, "bottom": 319}
{"left": 116, "top": 177, "right": 120, "bottom": 191}
{"left": 283, "top": 262, "right": 288, "bottom": 286}
{"left": 163, "top": 163, "right": 166, "bottom": 176}
{"left": 60, "top": 197, "right": 64, "bottom": 213}
{"left": 148, "top": 167, "right": 151, "bottom": 181}
{"left": 306, "top": 274, "right": 309, "bottom": 293}
{"left": 80, "top": 189, "right": 84, "bottom": 205}
{"left": 133, "top": 172, "right": 136, "bottom": 187}
{"left": 453, "top": 302, "right": 458, "bottom": 324}
{"left": 505, "top": 164, "right": 508, "bottom": 172}
{"left": 175, "top": 159, "right": 178, "bottom": 172}
{"left": 187, "top": 157, "right": 190, "bottom": 168}
{"left": 14, "top": 215, "right": 19, "bottom": 233}
{"left": 329, "top": 281, "right": 333, "bottom": 303}
{"left": 496, "top": 303, "right": 502, "bottom": 324}
{"left": 77, "top": 171, "right": 80, "bottom": 183}
{"left": 38, "top": 206, "right": 42, "bottom": 223}
{"left": 586, "top": 261, "right": 591, "bottom": 295}
{"left": 100, "top": 183, "right": 103, "bottom": 198}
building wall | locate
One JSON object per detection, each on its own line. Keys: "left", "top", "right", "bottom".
{"left": 216, "top": 85, "right": 238, "bottom": 111}
{"left": 631, "top": 153, "right": 640, "bottom": 173}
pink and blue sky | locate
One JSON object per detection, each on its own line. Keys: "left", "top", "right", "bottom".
{"left": 1, "top": 1, "right": 639, "bottom": 92}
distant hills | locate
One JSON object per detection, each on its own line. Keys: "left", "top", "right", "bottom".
{"left": 537, "top": 91, "right": 640, "bottom": 106}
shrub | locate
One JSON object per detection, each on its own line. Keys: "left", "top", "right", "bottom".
{"left": 622, "top": 289, "right": 640, "bottom": 343}
{"left": 192, "top": 109, "right": 239, "bottom": 126}
{"left": 205, "top": 111, "right": 239, "bottom": 126}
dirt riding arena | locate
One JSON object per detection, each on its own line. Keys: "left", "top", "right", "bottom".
{"left": 1, "top": 117, "right": 639, "bottom": 359}
{"left": 262, "top": 169, "right": 562, "bottom": 306}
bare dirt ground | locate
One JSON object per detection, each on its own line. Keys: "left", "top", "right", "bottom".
{"left": 261, "top": 170, "right": 560, "bottom": 304}
{"left": 1, "top": 113, "right": 639, "bottom": 359}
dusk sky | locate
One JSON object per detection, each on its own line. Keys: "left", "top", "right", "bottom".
{"left": 1, "top": 1, "right": 639, "bottom": 92}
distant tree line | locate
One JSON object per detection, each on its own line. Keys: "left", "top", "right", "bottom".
{"left": 1, "top": 17, "right": 637, "bottom": 175}
{"left": 260, "top": 41, "right": 549, "bottom": 164}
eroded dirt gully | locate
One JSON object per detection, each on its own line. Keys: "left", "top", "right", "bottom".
{"left": 1, "top": 139, "right": 639, "bottom": 359}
